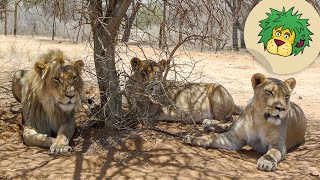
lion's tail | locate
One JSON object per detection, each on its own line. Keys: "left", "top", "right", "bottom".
{"left": 232, "top": 104, "right": 243, "bottom": 115}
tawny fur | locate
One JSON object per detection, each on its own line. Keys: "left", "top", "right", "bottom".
{"left": 184, "top": 73, "right": 307, "bottom": 172}
{"left": 12, "top": 50, "right": 84, "bottom": 154}
{"left": 124, "top": 57, "right": 242, "bottom": 126}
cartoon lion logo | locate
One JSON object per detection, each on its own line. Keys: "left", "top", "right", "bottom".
{"left": 258, "top": 7, "right": 313, "bottom": 57}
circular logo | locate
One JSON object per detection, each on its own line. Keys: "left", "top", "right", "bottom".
{"left": 245, "top": 0, "right": 320, "bottom": 74}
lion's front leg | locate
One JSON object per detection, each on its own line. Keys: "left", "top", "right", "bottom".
{"left": 202, "top": 119, "right": 233, "bottom": 133}
{"left": 257, "top": 144, "right": 286, "bottom": 172}
{"left": 183, "top": 130, "right": 246, "bottom": 151}
{"left": 23, "top": 128, "right": 55, "bottom": 147}
{"left": 49, "top": 120, "right": 75, "bottom": 154}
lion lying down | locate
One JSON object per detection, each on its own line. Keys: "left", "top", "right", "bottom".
{"left": 184, "top": 73, "right": 307, "bottom": 172}
{"left": 124, "top": 57, "right": 242, "bottom": 126}
{"left": 12, "top": 50, "right": 84, "bottom": 154}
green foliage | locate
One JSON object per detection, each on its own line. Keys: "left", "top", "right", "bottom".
{"left": 258, "top": 7, "right": 313, "bottom": 55}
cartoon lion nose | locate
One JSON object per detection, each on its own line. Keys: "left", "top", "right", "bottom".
{"left": 274, "top": 39, "right": 285, "bottom": 46}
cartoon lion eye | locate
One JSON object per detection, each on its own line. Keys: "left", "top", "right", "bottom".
{"left": 275, "top": 31, "right": 281, "bottom": 37}
{"left": 284, "top": 33, "right": 290, "bottom": 39}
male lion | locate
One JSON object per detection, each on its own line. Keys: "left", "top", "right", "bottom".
{"left": 183, "top": 73, "right": 307, "bottom": 172}
{"left": 12, "top": 50, "right": 84, "bottom": 154}
{"left": 124, "top": 57, "right": 241, "bottom": 126}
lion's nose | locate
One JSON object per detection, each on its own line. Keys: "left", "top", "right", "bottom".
{"left": 274, "top": 39, "right": 285, "bottom": 46}
{"left": 65, "top": 94, "right": 75, "bottom": 99}
{"left": 275, "top": 106, "right": 285, "bottom": 112}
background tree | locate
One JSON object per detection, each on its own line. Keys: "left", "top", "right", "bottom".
{"left": 13, "top": 0, "right": 18, "bottom": 36}
{"left": 121, "top": 1, "right": 141, "bottom": 42}
{"left": 225, "top": 0, "right": 243, "bottom": 51}
{"left": 3, "top": 0, "right": 7, "bottom": 35}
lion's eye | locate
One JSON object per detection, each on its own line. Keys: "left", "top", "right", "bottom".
{"left": 265, "top": 90, "right": 273, "bottom": 96}
{"left": 275, "top": 31, "right": 281, "bottom": 37}
{"left": 53, "top": 77, "right": 60, "bottom": 83}
{"left": 142, "top": 70, "right": 148, "bottom": 78}
{"left": 285, "top": 95, "right": 290, "bottom": 99}
{"left": 284, "top": 33, "right": 290, "bottom": 39}
{"left": 73, "top": 75, "right": 77, "bottom": 81}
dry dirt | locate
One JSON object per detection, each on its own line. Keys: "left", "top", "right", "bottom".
{"left": 0, "top": 35, "right": 319, "bottom": 179}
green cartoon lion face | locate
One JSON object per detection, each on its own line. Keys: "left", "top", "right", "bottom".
{"left": 258, "top": 7, "right": 313, "bottom": 57}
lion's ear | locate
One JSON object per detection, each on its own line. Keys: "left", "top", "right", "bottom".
{"left": 284, "top": 78, "right": 296, "bottom": 92}
{"left": 34, "top": 61, "right": 48, "bottom": 79}
{"left": 130, "top": 57, "right": 141, "bottom": 71}
{"left": 74, "top": 60, "right": 84, "bottom": 72}
{"left": 251, "top": 73, "right": 267, "bottom": 89}
{"left": 159, "top": 59, "right": 169, "bottom": 67}
{"left": 159, "top": 59, "right": 169, "bottom": 66}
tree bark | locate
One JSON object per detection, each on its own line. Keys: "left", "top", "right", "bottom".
{"left": 92, "top": 27, "right": 120, "bottom": 112}
{"left": 121, "top": 1, "right": 141, "bottom": 42}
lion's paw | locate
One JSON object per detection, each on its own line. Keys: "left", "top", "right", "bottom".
{"left": 49, "top": 144, "right": 72, "bottom": 154}
{"left": 203, "top": 120, "right": 231, "bottom": 133}
{"left": 257, "top": 155, "right": 277, "bottom": 172}
{"left": 182, "top": 135, "right": 194, "bottom": 144}
{"left": 202, "top": 119, "right": 220, "bottom": 127}
{"left": 202, "top": 119, "right": 225, "bottom": 133}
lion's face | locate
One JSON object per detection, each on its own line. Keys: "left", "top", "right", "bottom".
{"left": 34, "top": 59, "right": 84, "bottom": 112}
{"left": 251, "top": 73, "right": 296, "bottom": 125}
{"left": 266, "top": 27, "right": 296, "bottom": 57}
{"left": 130, "top": 57, "right": 169, "bottom": 96}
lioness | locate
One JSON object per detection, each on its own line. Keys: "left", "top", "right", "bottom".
{"left": 124, "top": 57, "right": 241, "bottom": 125}
{"left": 183, "top": 73, "right": 307, "bottom": 172}
{"left": 12, "top": 50, "right": 84, "bottom": 154}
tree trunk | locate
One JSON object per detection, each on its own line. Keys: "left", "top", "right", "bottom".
{"left": 4, "top": 0, "right": 7, "bottom": 36}
{"left": 89, "top": 0, "right": 131, "bottom": 125}
{"left": 92, "top": 27, "right": 121, "bottom": 118}
{"left": 237, "top": 21, "right": 245, "bottom": 48}
{"left": 232, "top": 21, "right": 238, "bottom": 51}
{"left": 178, "top": 9, "right": 184, "bottom": 43}
{"left": 159, "top": 23, "right": 164, "bottom": 48}
{"left": 159, "top": 0, "right": 167, "bottom": 49}
{"left": 121, "top": 1, "right": 141, "bottom": 42}
{"left": 13, "top": 2, "right": 18, "bottom": 36}
{"left": 240, "top": 30, "right": 245, "bottom": 48}
{"left": 52, "top": 14, "right": 56, "bottom": 40}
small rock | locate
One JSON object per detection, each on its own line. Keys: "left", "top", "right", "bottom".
{"left": 298, "top": 96, "right": 302, "bottom": 99}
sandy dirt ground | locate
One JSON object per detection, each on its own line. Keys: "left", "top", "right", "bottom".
{"left": 0, "top": 35, "right": 319, "bottom": 179}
